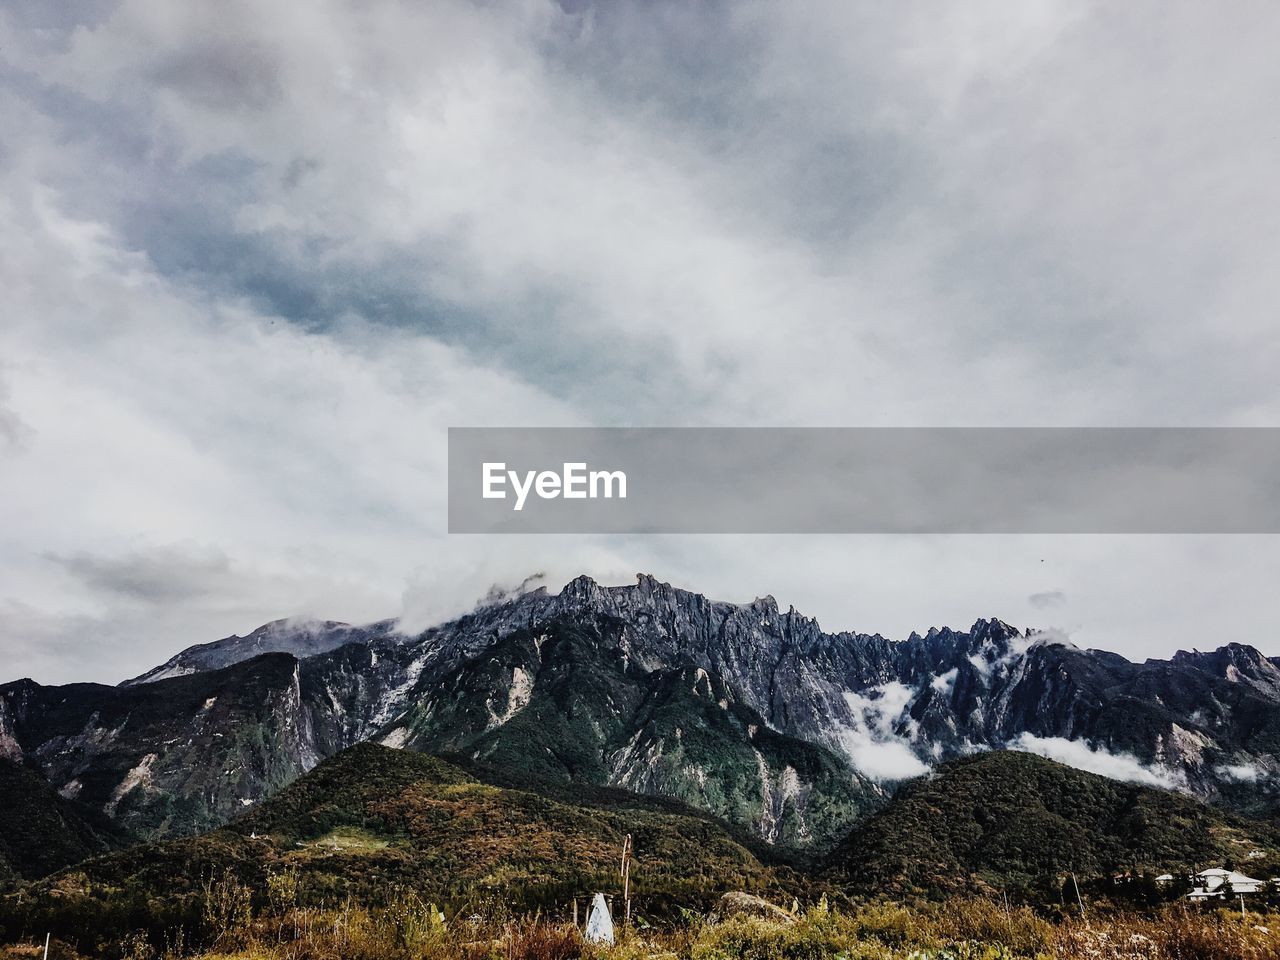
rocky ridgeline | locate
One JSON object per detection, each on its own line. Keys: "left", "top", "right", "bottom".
{"left": 2, "top": 573, "right": 1279, "bottom": 847}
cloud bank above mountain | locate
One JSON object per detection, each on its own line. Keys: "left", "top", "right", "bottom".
{"left": 1010, "top": 734, "right": 1184, "bottom": 790}
{"left": 3, "top": 1, "right": 1280, "bottom": 682}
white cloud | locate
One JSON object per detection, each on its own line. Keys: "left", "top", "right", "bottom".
{"left": 839, "top": 737, "right": 930, "bottom": 782}
{"left": 1026, "top": 628, "right": 1075, "bottom": 648}
{"left": 1217, "top": 763, "right": 1267, "bottom": 783}
{"left": 844, "top": 683, "right": 916, "bottom": 734}
{"left": 4, "top": 1, "right": 1280, "bottom": 684}
{"left": 967, "top": 653, "right": 993, "bottom": 678}
{"left": 1010, "top": 734, "right": 1184, "bottom": 790}
{"left": 837, "top": 682, "right": 929, "bottom": 780}
{"left": 968, "top": 627, "right": 1077, "bottom": 682}
{"left": 930, "top": 667, "right": 958, "bottom": 694}
{"left": 0, "top": 185, "right": 624, "bottom": 681}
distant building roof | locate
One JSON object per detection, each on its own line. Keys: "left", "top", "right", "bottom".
{"left": 1190, "top": 868, "right": 1265, "bottom": 897}
{"left": 1231, "top": 872, "right": 1265, "bottom": 885}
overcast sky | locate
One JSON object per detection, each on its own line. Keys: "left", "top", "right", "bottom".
{"left": 3, "top": 1, "right": 1279, "bottom": 684}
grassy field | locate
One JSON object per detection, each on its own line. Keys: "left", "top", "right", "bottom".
{"left": 7, "top": 889, "right": 1280, "bottom": 960}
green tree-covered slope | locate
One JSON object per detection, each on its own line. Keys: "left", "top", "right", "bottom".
{"left": 827, "top": 751, "right": 1280, "bottom": 896}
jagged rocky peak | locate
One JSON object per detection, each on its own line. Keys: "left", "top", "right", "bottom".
{"left": 748, "top": 593, "right": 779, "bottom": 613}
{"left": 956, "top": 617, "right": 1023, "bottom": 646}
{"left": 546, "top": 573, "right": 731, "bottom": 642}
{"left": 1170, "top": 642, "right": 1280, "bottom": 685}
{"left": 555, "top": 572, "right": 608, "bottom": 605}
{"left": 556, "top": 572, "right": 702, "bottom": 610}
{"left": 546, "top": 574, "right": 824, "bottom": 647}
{"left": 975, "top": 617, "right": 1023, "bottom": 638}
{"left": 123, "top": 617, "right": 397, "bottom": 686}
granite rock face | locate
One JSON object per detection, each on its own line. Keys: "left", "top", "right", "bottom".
{"left": 5, "top": 574, "right": 1280, "bottom": 847}
{"left": 122, "top": 618, "right": 399, "bottom": 686}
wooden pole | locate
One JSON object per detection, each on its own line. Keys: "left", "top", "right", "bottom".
{"left": 1071, "top": 873, "right": 1087, "bottom": 923}
{"left": 621, "top": 834, "right": 632, "bottom": 930}
{"left": 43, "top": 932, "right": 50, "bottom": 960}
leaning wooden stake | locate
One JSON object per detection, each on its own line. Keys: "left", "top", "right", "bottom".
{"left": 621, "top": 833, "right": 633, "bottom": 929}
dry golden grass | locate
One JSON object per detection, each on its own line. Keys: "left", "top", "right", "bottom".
{"left": 10, "top": 889, "right": 1280, "bottom": 960}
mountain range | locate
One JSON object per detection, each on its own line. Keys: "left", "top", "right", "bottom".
{"left": 3, "top": 573, "right": 1280, "bottom": 864}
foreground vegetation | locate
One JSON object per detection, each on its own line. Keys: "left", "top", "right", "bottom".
{"left": 0, "top": 743, "right": 777, "bottom": 941}
{"left": 8, "top": 746, "right": 1280, "bottom": 958}
{"left": 6, "top": 891, "right": 1280, "bottom": 960}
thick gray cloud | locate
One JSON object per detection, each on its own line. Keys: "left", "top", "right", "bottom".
{"left": 1, "top": 1, "right": 1279, "bottom": 683}
{"left": 1029, "top": 591, "right": 1066, "bottom": 610}
{"left": 49, "top": 545, "right": 236, "bottom": 603}
{"left": 0, "top": 372, "right": 33, "bottom": 451}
